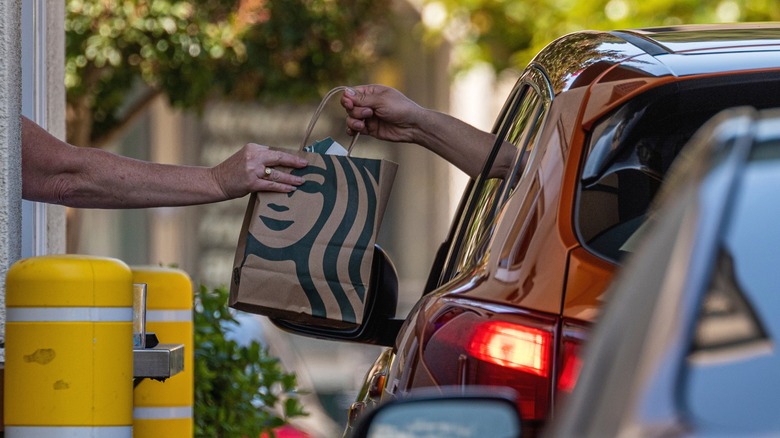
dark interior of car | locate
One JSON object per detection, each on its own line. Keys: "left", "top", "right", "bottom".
{"left": 577, "top": 71, "right": 780, "bottom": 263}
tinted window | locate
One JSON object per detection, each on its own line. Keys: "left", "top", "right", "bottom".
{"left": 577, "top": 73, "right": 780, "bottom": 263}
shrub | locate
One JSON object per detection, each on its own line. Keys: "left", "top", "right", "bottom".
{"left": 194, "top": 285, "right": 307, "bottom": 437}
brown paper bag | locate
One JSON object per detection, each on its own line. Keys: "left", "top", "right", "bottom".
{"left": 229, "top": 87, "right": 398, "bottom": 328}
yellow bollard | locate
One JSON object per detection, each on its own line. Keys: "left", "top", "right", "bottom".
{"left": 4, "top": 255, "right": 134, "bottom": 437}
{"left": 131, "top": 266, "right": 193, "bottom": 437}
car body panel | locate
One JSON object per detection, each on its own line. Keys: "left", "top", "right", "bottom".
{"left": 581, "top": 72, "right": 677, "bottom": 127}
{"left": 561, "top": 248, "right": 613, "bottom": 320}
{"left": 342, "top": 24, "right": 780, "bottom": 437}
{"left": 549, "top": 106, "right": 780, "bottom": 437}
{"left": 385, "top": 21, "right": 780, "bottom": 410}
{"left": 529, "top": 31, "right": 647, "bottom": 94}
{"left": 656, "top": 51, "right": 780, "bottom": 76}
{"left": 629, "top": 24, "right": 780, "bottom": 53}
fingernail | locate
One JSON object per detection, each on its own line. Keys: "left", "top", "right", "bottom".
{"left": 345, "top": 87, "right": 356, "bottom": 96}
{"left": 361, "top": 108, "right": 372, "bottom": 117}
{"left": 298, "top": 158, "right": 308, "bottom": 165}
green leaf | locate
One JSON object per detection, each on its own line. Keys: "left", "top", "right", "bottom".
{"left": 66, "top": 0, "right": 390, "bottom": 146}
{"left": 193, "top": 284, "right": 306, "bottom": 437}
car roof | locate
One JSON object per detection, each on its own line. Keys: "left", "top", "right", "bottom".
{"left": 628, "top": 23, "right": 780, "bottom": 53}
{"left": 531, "top": 23, "right": 780, "bottom": 95}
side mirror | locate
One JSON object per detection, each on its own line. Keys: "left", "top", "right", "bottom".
{"left": 349, "top": 387, "right": 522, "bottom": 438}
{"left": 271, "top": 245, "right": 404, "bottom": 346}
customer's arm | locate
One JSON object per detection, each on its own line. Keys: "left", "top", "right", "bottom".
{"left": 341, "top": 85, "right": 514, "bottom": 178}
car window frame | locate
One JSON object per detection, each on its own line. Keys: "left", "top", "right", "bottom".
{"left": 435, "top": 67, "right": 552, "bottom": 286}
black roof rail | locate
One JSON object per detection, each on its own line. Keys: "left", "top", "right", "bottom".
{"left": 610, "top": 30, "right": 671, "bottom": 56}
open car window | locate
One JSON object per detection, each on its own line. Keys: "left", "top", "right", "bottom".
{"left": 441, "top": 69, "right": 550, "bottom": 282}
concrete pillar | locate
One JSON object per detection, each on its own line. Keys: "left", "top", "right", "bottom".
{"left": 0, "top": 0, "right": 23, "bottom": 365}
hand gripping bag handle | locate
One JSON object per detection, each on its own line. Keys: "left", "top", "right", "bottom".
{"left": 300, "top": 86, "right": 360, "bottom": 155}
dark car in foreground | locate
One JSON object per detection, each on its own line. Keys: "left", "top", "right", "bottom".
{"left": 549, "top": 106, "right": 780, "bottom": 437}
{"left": 268, "top": 23, "right": 780, "bottom": 436}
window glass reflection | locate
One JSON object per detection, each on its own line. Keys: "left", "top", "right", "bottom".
{"left": 686, "top": 146, "right": 780, "bottom": 431}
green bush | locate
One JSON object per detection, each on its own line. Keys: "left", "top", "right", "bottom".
{"left": 194, "top": 284, "right": 307, "bottom": 437}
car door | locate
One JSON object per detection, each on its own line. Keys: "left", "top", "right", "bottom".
{"left": 384, "top": 67, "right": 554, "bottom": 396}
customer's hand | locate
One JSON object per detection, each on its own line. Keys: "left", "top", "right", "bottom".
{"left": 341, "top": 85, "right": 426, "bottom": 144}
{"left": 340, "top": 84, "right": 503, "bottom": 179}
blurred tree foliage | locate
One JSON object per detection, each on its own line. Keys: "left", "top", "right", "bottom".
{"left": 419, "top": 0, "right": 780, "bottom": 75}
{"left": 65, "top": 0, "right": 387, "bottom": 147}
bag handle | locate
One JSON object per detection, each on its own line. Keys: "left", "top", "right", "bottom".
{"left": 300, "top": 86, "right": 360, "bottom": 155}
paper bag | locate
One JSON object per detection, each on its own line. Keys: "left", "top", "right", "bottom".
{"left": 229, "top": 87, "right": 398, "bottom": 328}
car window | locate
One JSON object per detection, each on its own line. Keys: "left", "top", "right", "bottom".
{"left": 577, "top": 73, "right": 780, "bottom": 264}
{"left": 685, "top": 135, "right": 780, "bottom": 432}
{"left": 441, "top": 71, "right": 548, "bottom": 282}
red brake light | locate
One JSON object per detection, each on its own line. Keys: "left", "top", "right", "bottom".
{"left": 555, "top": 321, "right": 589, "bottom": 409}
{"left": 422, "top": 311, "right": 590, "bottom": 423}
{"left": 467, "top": 321, "right": 551, "bottom": 377}
{"left": 423, "top": 311, "right": 556, "bottom": 421}
{"left": 557, "top": 341, "right": 583, "bottom": 393}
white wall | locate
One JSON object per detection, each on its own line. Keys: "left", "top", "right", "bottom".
{"left": 0, "top": 0, "right": 22, "bottom": 360}
{"left": 1, "top": 0, "right": 65, "bottom": 359}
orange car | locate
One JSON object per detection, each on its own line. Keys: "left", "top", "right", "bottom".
{"left": 273, "top": 23, "right": 780, "bottom": 436}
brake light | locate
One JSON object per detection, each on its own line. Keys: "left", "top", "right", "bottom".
{"left": 555, "top": 321, "right": 589, "bottom": 410}
{"left": 467, "top": 321, "right": 551, "bottom": 377}
{"left": 557, "top": 340, "right": 582, "bottom": 393}
{"left": 423, "top": 311, "right": 556, "bottom": 421}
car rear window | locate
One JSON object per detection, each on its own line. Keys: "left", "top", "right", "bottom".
{"left": 577, "top": 72, "right": 780, "bottom": 263}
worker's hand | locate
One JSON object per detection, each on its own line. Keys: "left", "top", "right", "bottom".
{"left": 211, "top": 143, "right": 308, "bottom": 199}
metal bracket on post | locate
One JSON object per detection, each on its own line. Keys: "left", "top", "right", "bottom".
{"left": 132, "top": 283, "right": 184, "bottom": 384}
{"left": 133, "top": 344, "right": 185, "bottom": 381}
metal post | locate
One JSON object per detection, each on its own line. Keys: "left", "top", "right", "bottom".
{"left": 4, "top": 255, "right": 134, "bottom": 437}
{"left": 131, "top": 266, "right": 194, "bottom": 437}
